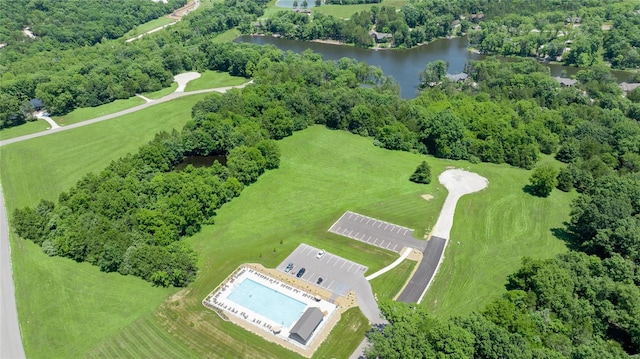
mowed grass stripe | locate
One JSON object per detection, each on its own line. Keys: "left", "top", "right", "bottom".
{"left": 87, "top": 314, "right": 196, "bottom": 359}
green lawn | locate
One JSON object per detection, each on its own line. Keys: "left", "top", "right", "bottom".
{"left": 212, "top": 28, "right": 241, "bottom": 43}
{"left": 142, "top": 82, "right": 178, "bottom": 100}
{"left": 184, "top": 71, "right": 247, "bottom": 92}
{"left": 121, "top": 16, "right": 176, "bottom": 41}
{"left": 0, "top": 94, "right": 213, "bottom": 358}
{"left": 53, "top": 97, "right": 146, "bottom": 126}
{"left": 370, "top": 259, "right": 417, "bottom": 301}
{"left": 421, "top": 161, "right": 574, "bottom": 318}
{"left": 0, "top": 120, "right": 50, "bottom": 140}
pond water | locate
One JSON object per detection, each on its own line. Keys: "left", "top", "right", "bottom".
{"left": 236, "top": 35, "right": 634, "bottom": 99}
{"left": 175, "top": 155, "right": 227, "bottom": 171}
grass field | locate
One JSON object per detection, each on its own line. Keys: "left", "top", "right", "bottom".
{"left": 0, "top": 120, "right": 50, "bottom": 140}
{"left": 184, "top": 71, "right": 247, "bottom": 92}
{"left": 421, "top": 160, "right": 574, "bottom": 318}
{"left": 0, "top": 94, "right": 213, "bottom": 358}
{"left": 3, "top": 111, "right": 574, "bottom": 357}
{"left": 53, "top": 97, "right": 146, "bottom": 126}
{"left": 370, "top": 259, "right": 416, "bottom": 301}
{"left": 212, "top": 28, "right": 241, "bottom": 43}
{"left": 143, "top": 82, "right": 179, "bottom": 100}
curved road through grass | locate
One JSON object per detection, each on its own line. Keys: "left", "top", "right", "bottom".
{"left": 0, "top": 78, "right": 251, "bottom": 357}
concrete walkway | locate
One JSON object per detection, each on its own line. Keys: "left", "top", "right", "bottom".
{"left": 365, "top": 247, "right": 413, "bottom": 281}
{"left": 135, "top": 94, "right": 154, "bottom": 103}
{"left": 34, "top": 112, "right": 60, "bottom": 129}
{"left": 125, "top": 22, "right": 177, "bottom": 43}
{"left": 351, "top": 168, "right": 488, "bottom": 359}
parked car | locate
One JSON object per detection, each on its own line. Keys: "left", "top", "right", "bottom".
{"left": 316, "top": 250, "right": 326, "bottom": 259}
{"left": 316, "top": 277, "right": 323, "bottom": 285}
{"left": 296, "top": 268, "right": 306, "bottom": 278}
{"left": 285, "top": 263, "right": 294, "bottom": 273}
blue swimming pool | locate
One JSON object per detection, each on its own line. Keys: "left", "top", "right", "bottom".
{"left": 227, "top": 278, "right": 307, "bottom": 328}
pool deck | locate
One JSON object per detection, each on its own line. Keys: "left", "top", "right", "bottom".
{"left": 204, "top": 264, "right": 356, "bottom": 357}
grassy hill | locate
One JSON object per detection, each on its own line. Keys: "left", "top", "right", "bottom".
{"left": 2, "top": 116, "right": 573, "bottom": 357}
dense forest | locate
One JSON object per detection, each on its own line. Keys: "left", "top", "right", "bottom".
{"left": 0, "top": 0, "right": 186, "bottom": 47}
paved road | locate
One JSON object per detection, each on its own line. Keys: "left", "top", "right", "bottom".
{"left": 0, "top": 184, "right": 26, "bottom": 359}
{"left": 0, "top": 82, "right": 252, "bottom": 148}
{"left": 396, "top": 236, "right": 446, "bottom": 303}
{"left": 0, "top": 79, "right": 252, "bottom": 356}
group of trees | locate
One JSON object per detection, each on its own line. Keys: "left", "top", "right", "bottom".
{"left": 257, "top": 0, "right": 639, "bottom": 69}
{"left": 0, "top": 0, "right": 267, "bottom": 128}
{"left": 469, "top": 1, "right": 640, "bottom": 69}
{"left": 0, "top": 0, "right": 186, "bottom": 47}
{"left": 12, "top": 102, "right": 283, "bottom": 286}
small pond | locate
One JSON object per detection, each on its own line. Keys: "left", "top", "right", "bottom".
{"left": 175, "top": 155, "right": 227, "bottom": 171}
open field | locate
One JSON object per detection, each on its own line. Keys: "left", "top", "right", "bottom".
{"left": 131, "top": 125, "right": 444, "bottom": 358}
{"left": 3, "top": 112, "right": 573, "bottom": 357}
{"left": 0, "top": 94, "right": 213, "bottom": 358}
{"left": 212, "top": 28, "right": 241, "bottom": 43}
{"left": 53, "top": 97, "right": 146, "bottom": 126}
{"left": 184, "top": 71, "right": 247, "bottom": 91}
{"left": 0, "top": 120, "right": 50, "bottom": 141}
{"left": 421, "top": 160, "right": 574, "bottom": 318}
{"left": 370, "top": 259, "right": 416, "bottom": 300}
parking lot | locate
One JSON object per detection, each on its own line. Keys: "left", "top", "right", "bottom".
{"left": 277, "top": 243, "right": 367, "bottom": 296}
{"left": 328, "top": 211, "right": 427, "bottom": 252}
{"left": 277, "top": 243, "right": 384, "bottom": 324}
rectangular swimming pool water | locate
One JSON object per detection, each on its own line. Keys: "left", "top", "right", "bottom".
{"left": 227, "top": 278, "right": 306, "bottom": 328}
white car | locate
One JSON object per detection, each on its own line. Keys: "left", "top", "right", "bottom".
{"left": 316, "top": 250, "right": 325, "bottom": 259}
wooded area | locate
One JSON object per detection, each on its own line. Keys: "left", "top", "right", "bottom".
{"left": 4, "top": 0, "right": 640, "bottom": 355}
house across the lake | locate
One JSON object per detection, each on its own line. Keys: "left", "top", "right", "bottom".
{"left": 369, "top": 30, "right": 393, "bottom": 43}
{"left": 554, "top": 77, "right": 577, "bottom": 87}
{"left": 29, "top": 98, "right": 44, "bottom": 111}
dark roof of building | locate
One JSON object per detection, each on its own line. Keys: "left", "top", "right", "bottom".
{"left": 289, "top": 307, "right": 324, "bottom": 344}
{"left": 554, "top": 76, "right": 577, "bottom": 86}
{"left": 620, "top": 82, "right": 640, "bottom": 92}
{"left": 368, "top": 30, "right": 393, "bottom": 40}
{"left": 29, "top": 98, "right": 44, "bottom": 108}
{"left": 446, "top": 72, "right": 468, "bottom": 82}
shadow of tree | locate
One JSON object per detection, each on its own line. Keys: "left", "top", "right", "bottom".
{"left": 551, "top": 224, "right": 582, "bottom": 251}
{"left": 522, "top": 184, "right": 550, "bottom": 197}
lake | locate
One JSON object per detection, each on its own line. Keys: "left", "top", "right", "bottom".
{"left": 236, "top": 35, "right": 633, "bottom": 99}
